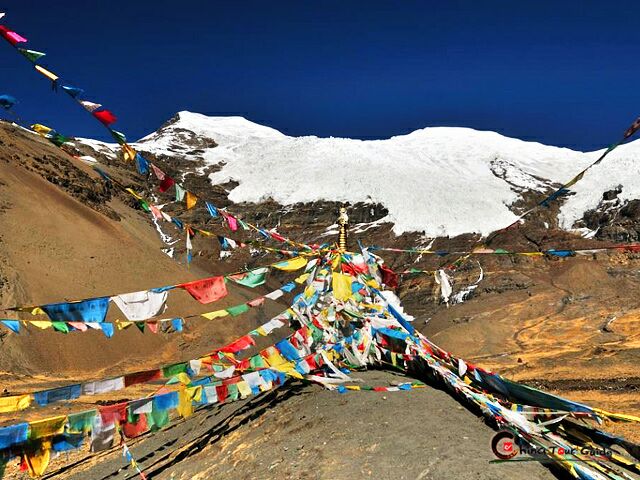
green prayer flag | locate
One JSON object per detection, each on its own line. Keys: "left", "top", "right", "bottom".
{"left": 249, "top": 355, "right": 266, "bottom": 369}
{"left": 226, "top": 303, "right": 250, "bottom": 317}
{"left": 227, "top": 383, "right": 239, "bottom": 401}
{"left": 52, "top": 321, "right": 69, "bottom": 333}
{"left": 228, "top": 267, "right": 268, "bottom": 288}
{"left": 67, "top": 410, "right": 97, "bottom": 433}
{"left": 18, "top": 48, "right": 46, "bottom": 63}
{"left": 49, "top": 133, "right": 71, "bottom": 147}
{"left": 162, "top": 362, "right": 188, "bottom": 378}
{"left": 109, "top": 129, "right": 126, "bottom": 144}
{"left": 175, "top": 184, "right": 186, "bottom": 202}
{"left": 147, "top": 408, "right": 169, "bottom": 430}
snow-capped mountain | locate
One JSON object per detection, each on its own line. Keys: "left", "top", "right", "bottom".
{"left": 80, "top": 111, "right": 640, "bottom": 238}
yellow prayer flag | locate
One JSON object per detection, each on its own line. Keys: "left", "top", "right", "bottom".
{"left": 0, "top": 394, "right": 31, "bottom": 413}
{"left": 29, "top": 415, "right": 67, "bottom": 439}
{"left": 201, "top": 309, "right": 229, "bottom": 320}
{"left": 273, "top": 256, "right": 307, "bottom": 272}
{"left": 115, "top": 319, "right": 132, "bottom": 330}
{"left": 31, "top": 124, "right": 53, "bottom": 136}
{"left": 366, "top": 279, "right": 381, "bottom": 290}
{"left": 196, "top": 228, "right": 214, "bottom": 237}
{"left": 237, "top": 381, "right": 252, "bottom": 399}
{"left": 125, "top": 188, "right": 143, "bottom": 200}
{"left": 24, "top": 440, "right": 51, "bottom": 479}
{"left": 294, "top": 273, "right": 310, "bottom": 284}
{"left": 35, "top": 65, "right": 59, "bottom": 82}
{"left": 31, "top": 321, "right": 52, "bottom": 330}
{"left": 185, "top": 191, "right": 197, "bottom": 210}
{"left": 177, "top": 386, "right": 202, "bottom": 418}
{"left": 174, "top": 372, "right": 192, "bottom": 385}
{"left": 332, "top": 272, "right": 353, "bottom": 301}
{"left": 121, "top": 143, "right": 136, "bottom": 162}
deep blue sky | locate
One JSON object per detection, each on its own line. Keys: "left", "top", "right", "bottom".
{"left": 1, "top": 1, "right": 638, "bottom": 149}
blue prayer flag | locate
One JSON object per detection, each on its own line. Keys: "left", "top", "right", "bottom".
{"left": 205, "top": 201, "right": 218, "bottom": 218}
{"left": 42, "top": 297, "right": 110, "bottom": 323}
{"left": 0, "top": 320, "right": 20, "bottom": 333}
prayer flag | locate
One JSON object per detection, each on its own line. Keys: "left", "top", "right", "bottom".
{"left": 62, "top": 85, "right": 84, "bottom": 98}
{"left": 624, "top": 116, "right": 640, "bottom": 139}
{"left": 205, "top": 201, "right": 218, "bottom": 217}
{"left": 186, "top": 191, "right": 197, "bottom": 209}
{"left": 42, "top": 297, "right": 110, "bottom": 323}
{"left": 227, "top": 267, "right": 268, "bottom": 288}
{"left": 159, "top": 175, "right": 175, "bottom": 192}
{"left": 93, "top": 109, "right": 117, "bottom": 125}
{"left": 179, "top": 276, "right": 228, "bottom": 304}
{"left": 35, "top": 64, "right": 58, "bottom": 82}
{"left": 80, "top": 100, "right": 101, "bottom": 112}
{"left": 18, "top": 48, "right": 45, "bottom": 62}
{"left": 273, "top": 257, "right": 307, "bottom": 271}
{"left": 332, "top": 272, "right": 353, "bottom": 301}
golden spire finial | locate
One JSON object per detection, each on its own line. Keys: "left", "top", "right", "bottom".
{"left": 338, "top": 206, "right": 349, "bottom": 252}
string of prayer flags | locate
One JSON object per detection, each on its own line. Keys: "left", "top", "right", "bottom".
{"left": 0, "top": 244, "right": 638, "bottom": 479}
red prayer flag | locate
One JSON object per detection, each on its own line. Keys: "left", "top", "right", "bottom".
{"left": 124, "top": 369, "right": 162, "bottom": 388}
{"left": 92, "top": 109, "right": 118, "bottom": 126}
{"left": 99, "top": 402, "right": 127, "bottom": 425}
{"left": 158, "top": 176, "right": 175, "bottom": 193}
{"left": 216, "top": 384, "right": 228, "bottom": 403}
{"left": 379, "top": 264, "right": 399, "bottom": 289}
{"left": 180, "top": 276, "right": 228, "bottom": 304}
{"left": 122, "top": 413, "right": 148, "bottom": 439}
{"left": 0, "top": 26, "right": 27, "bottom": 45}
{"left": 306, "top": 355, "right": 318, "bottom": 370}
{"left": 269, "top": 230, "right": 286, "bottom": 242}
{"left": 226, "top": 214, "right": 238, "bottom": 232}
{"left": 218, "top": 335, "right": 255, "bottom": 353}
